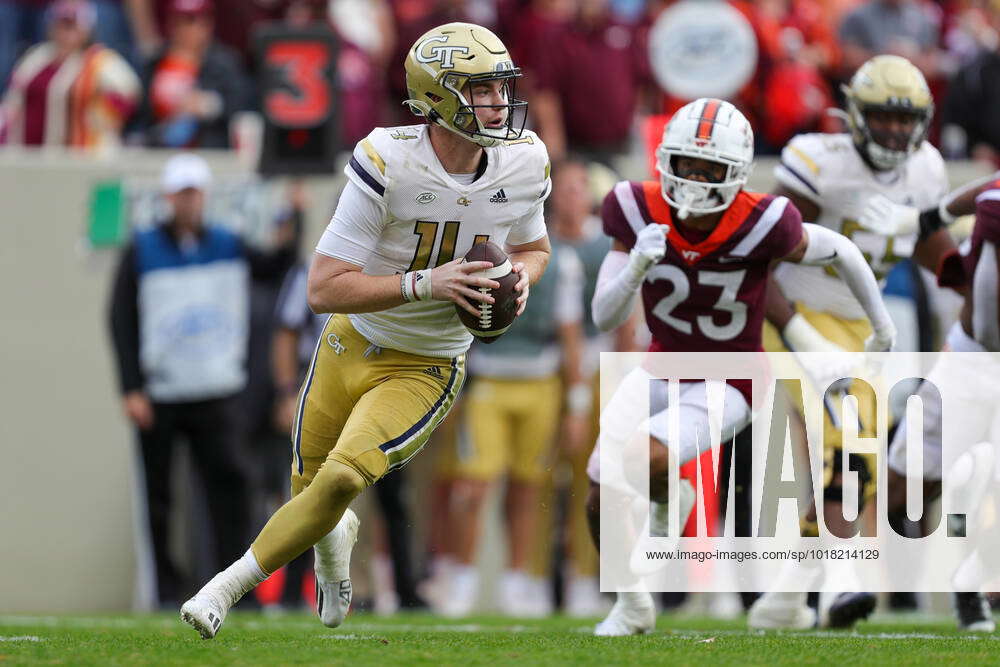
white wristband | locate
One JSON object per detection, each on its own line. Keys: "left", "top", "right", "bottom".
{"left": 402, "top": 269, "right": 433, "bottom": 302}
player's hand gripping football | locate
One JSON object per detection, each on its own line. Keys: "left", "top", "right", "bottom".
{"left": 513, "top": 262, "right": 529, "bottom": 316}
{"left": 430, "top": 257, "right": 500, "bottom": 317}
{"left": 627, "top": 224, "right": 668, "bottom": 282}
{"left": 856, "top": 194, "right": 919, "bottom": 237}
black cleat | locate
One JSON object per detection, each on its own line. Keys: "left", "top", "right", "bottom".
{"left": 955, "top": 592, "right": 996, "bottom": 632}
{"left": 824, "top": 592, "right": 877, "bottom": 628}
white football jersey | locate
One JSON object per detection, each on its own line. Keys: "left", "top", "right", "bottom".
{"left": 773, "top": 132, "right": 947, "bottom": 319}
{"left": 316, "top": 124, "right": 551, "bottom": 357}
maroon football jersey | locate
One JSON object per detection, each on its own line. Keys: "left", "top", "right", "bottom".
{"left": 602, "top": 180, "right": 803, "bottom": 355}
{"left": 965, "top": 182, "right": 1000, "bottom": 346}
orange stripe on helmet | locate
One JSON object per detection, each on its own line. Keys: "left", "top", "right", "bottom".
{"left": 695, "top": 99, "right": 721, "bottom": 141}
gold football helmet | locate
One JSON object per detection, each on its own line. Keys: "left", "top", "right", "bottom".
{"left": 842, "top": 55, "right": 933, "bottom": 171}
{"left": 403, "top": 22, "right": 526, "bottom": 147}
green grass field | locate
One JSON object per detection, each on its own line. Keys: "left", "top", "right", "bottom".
{"left": 1, "top": 612, "right": 997, "bottom": 666}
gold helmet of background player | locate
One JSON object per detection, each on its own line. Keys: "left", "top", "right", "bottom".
{"left": 403, "top": 22, "right": 527, "bottom": 148}
{"left": 842, "top": 55, "right": 933, "bottom": 171}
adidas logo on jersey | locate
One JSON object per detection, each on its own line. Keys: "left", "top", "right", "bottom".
{"left": 489, "top": 188, "right": 508, "bottom": 203}
{"left": 421, "top": 366, "right": 445, "bottom": 380}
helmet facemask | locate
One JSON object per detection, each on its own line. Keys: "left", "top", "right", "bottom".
{"left": 847, "top": 99, "right": 931, "bottom": 171}
{"left": 408, "top": 70, "right": 527, "bottom": 148}
{"left": 655, "top": 145, "right": 751, "bottom": 220}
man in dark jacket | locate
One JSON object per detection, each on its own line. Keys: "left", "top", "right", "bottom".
{"left": 109, "top": 153, "right": 294, "bottom": 606}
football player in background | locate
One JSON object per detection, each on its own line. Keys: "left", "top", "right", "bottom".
{"left": 445, "top": 237, "right": 584, "bottom": 617}
{"left": 885, "top": 179, "right": 1000, "bottom": 632}
{"left": 585, "top": 98, "right": 896, "bottom": 636}
{"left": 181, "top": 22, "right": 553, "bottom": 639}
{"left": 548, "top": 158, "right": 623, "bottom": 616}
{"left": 750, "top": 55, "right": 960, "bottom": 631}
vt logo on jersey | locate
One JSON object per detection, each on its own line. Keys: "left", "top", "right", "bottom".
{"left": 415, "top": 35, "right": 469, "bottom": 69}
{"left": 489, "top": 189, "right": 508, "bottom": 203}
{"left": 682, "top": 249, "right": 702, "bottom": 262}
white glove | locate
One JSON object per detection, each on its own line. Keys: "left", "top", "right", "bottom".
{"left": 856, "top": 194, "right": 919, "bottom": 237}
{"left": 625, "top": 224, "right": 668, "bottom": 286}
{"left": 864, "top": 325, "right": 896, "bottom": 352}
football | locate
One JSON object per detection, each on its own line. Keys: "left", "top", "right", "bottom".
{"left": 456, "top": 241, "right": 519, "bottom": 343}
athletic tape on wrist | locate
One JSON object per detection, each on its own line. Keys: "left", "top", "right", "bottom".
{"left": 402, "top": 269, "right": 433, "bottom": 302}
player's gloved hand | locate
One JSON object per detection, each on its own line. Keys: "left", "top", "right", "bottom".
{"left": 512, "top": 261, "right": 530, "bottom": 316}
{"left": 425, "top": 257, "right": 500, "bottom": 317}
{"left": 864, "top": 325, "right": 896, "bottom": 352}
{"left": 626, "top": 224, "right": 668, "bottom": 287}
{"left": 856, "top": 194, "right": 920, "bottom": 237}
{"left": 782, "top": 313, "right": 860, "bottom": 395}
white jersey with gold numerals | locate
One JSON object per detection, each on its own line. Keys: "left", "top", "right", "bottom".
{"left": 773, "top": 132, "right": 947, "bottom": 319}
{"left": 315, "top": 124, "right": 551, "bottom": 357}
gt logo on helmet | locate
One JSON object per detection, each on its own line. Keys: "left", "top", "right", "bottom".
{"left": 415, "top": 36, "right": 470, "bottom": 69}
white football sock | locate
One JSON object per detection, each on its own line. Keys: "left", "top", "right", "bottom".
{"left": 202, "top": 549, "right": 269, "bottom": 608}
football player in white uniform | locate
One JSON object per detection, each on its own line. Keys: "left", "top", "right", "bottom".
{"left": 750, "top": 55, "right": 960, "bottom": 630}
{"left": 180, "top": 22, "right": 552, "bottom": 639}
{"left": 885, "top": 180, "right": 1000, "bottom": 633}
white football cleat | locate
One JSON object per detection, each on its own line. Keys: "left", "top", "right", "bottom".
{"left": 314, "top": 508, "right": 360, "bottom": 628}
{"left": 594, "top": 592, "right": 656, "bottom": 636}
{"left": 180, "top": 549, "right": 268, "bottom": 639}
{"left": 180, "top": 592, "right": 229, "bottom": 640}
{"left": 748, "top": 591, "right": 816, "bottom": 630}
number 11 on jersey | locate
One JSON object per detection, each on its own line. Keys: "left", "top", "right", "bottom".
{"left": 407, "top": 220, "right": 490, "bottom": 271}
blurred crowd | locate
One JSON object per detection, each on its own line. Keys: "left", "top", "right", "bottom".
{"left": 6, "top": 0, "right": 1000, "bottom": 162}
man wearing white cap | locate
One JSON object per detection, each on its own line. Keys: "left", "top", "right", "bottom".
{"left": 108, "top": 153, "right": 295, "bottom": 607}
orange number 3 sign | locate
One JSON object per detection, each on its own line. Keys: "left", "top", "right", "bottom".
{"left": 264, "top": 41, "right": 331, "bottom": 128}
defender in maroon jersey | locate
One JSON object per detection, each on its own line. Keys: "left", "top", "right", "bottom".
{"left": 585, "top": 98, "right": 897, "bottom": 636}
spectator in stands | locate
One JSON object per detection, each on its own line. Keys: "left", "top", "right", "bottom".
{"left": 0, "top": 0, "right": 140, "bottom": 150}
{"left": 108, "top": 154, "right": 295, "bottom": 607}
{"left": 135, "top": 0, "right": 249, "bottom": 148}
{"left": 531, "top": 0, "right": 649, "bottom": 165}
{"left": 385, "top": 0, "right": 488, "bottom": 124}
{"left": 0, "top": 0, "right": 148, "bottom": 88}
{"left": 942, "top": 0, "right": 1000, "bottom": 68}
{"left": 330, "top": 0, "right": 395, "bottom": 145}
{"left": 495, "top": 0, "right": 573, "bottom": 91}
{"left": 838, "top": 0, "right": 943, "bottom": 79}
{"left": 755, "top": 0, "right": 837, "bottom": 149}
{"left": 941, "top": 21, "right": 1000, "bottom": 163}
